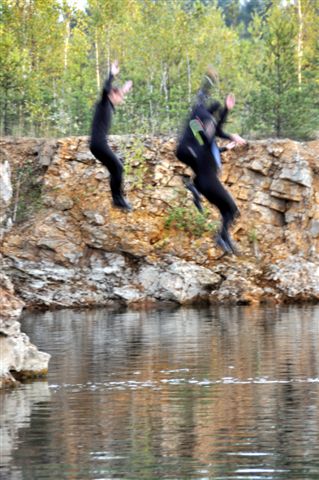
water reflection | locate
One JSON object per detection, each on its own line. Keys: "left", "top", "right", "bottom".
{"left": 0, "top": 381, "right": 50, "bottom": 480}
{"left": 1, "top": 305, "right": 319, "bottom": 479}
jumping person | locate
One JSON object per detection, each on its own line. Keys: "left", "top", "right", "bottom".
{"left": 90, "top": 60, "right": 133, "bottom": 210}
{"left": 176, "top": 74, "right": 246, "bottom": 254}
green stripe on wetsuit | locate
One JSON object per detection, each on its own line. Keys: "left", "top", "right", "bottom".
{"left": 189, "top": 119, "right": 204, "bottom": 145}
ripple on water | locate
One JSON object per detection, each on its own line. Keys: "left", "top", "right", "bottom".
{"left": 2, "top": 305, "right": 319, "bottom": 480}
{"left": 48, "top": 376, "right": 319, "bottom": 393}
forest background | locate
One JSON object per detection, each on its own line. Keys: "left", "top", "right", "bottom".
{"left": 1, "top": 0, "right": 318, "bottom": 140}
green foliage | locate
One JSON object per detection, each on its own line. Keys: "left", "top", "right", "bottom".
{"left": 248, "top": 228, "right": 258, "bottom": 243}
{"left": 244, "top": 1, "right": 319, "bottom": 139}
{"left": 14, "top": 184, "right": 43, "bottom": 223}
{"left": 1, "top": 0, "right": 318, "bottom": 139}
{"left": 164, "top": 206, "right": 219, "bottom": 237}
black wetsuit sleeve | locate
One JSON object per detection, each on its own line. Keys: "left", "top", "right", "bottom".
{"left": 216, "top": 106, "right": 232, "bottom": 140}
{"left": 101, "top": 73, "right": 114, "bottom": 103}
{"left": 198, "top": 119, "right": 229, "bottom": 146}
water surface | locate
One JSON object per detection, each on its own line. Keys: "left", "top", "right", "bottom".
{"left": 1, "top": 305, "right": 319, "bottom": 479}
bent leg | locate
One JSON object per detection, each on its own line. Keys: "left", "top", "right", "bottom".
{"left": 195, "top": 174, "right": 238, "bottom": 220}
{"left": 176, "top": 144, "right": 204, "bottom": 212}
{"left": 176, "top": 144, "right": 200, "bottom": 175}
{"left": 195, "top": 173, "right": 239, "bottom": 253}
{"left": 90, "top": 142, "right": 124, "bottom": 197}
{"left": 217, "top": 189, "right": 240, "bottom": 254}
{"left": 90, "top": 142, "right": 131, "bottom": 210}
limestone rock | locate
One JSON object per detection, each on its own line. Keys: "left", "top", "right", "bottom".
{"left": 270, "top": 178, "right": 304, "bottom": 202}
{"left": 209, "top": 261, "right": 265, "bottom": 305}
{"left": 38, "top": 139, "right": 57, "bottom": 166}
{"left": 267, "top": 255, "right": 319, "bottom": 301}
{"left": 279, "top": 160, "right": 312, "bottom": 188}
{"left": 0, "top": 135, "right": 318, "bottom": 314}
{"left": 0, "top": 272, "right": 24, "bottom": 318}
{"left": 309, "top": 220, "right": 319, "bottom": 238}
{"left": 138, "top": 259, "right": 220, "bottom": 303}
{"left": 0, "top": 330, "right": 50, "bottom": 386}
{"left": 0, "top": 148, "right": 13, "bottom": 237}
{"left": 0, "top": 267, "right": 50, "bottom": 388}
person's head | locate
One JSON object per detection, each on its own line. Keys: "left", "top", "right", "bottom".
{"left": 197, "top": 66, "right": 219, "bottom": 106}
{"left": 201, "top": 66, "right": 219, "bottom": 95}
{"left": 206, "top": 66, "right": 219, "bottom": 85}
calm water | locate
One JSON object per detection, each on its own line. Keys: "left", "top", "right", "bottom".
{"left": 1, "top": 305, "right": 319, "bottom": 480}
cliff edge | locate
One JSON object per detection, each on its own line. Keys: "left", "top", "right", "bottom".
{"left": 1, "top": 135, "right": 318, "bottom": 309}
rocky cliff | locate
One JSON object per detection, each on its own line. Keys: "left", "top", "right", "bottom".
{"left": 0, "top": 269, "right": 50, "bottom": 388}
{"left": 0, "top": 135, "right": 318, "bottom": 311}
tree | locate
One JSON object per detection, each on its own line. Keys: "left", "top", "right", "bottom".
{"left": 217, "top": 0, "right": 241, "bottom": 27}
{"left": 245, "top": 1, "right": 318, "bottom": 138}
{"left": 0, "top": 5, "right": 24, "bottom": 135}
{"left": 1, "top": 0, "right": 318, "bottom": 138}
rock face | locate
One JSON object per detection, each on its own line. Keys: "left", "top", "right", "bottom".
{"left": 0, "top": 147, "right": 13, "bottom": 238}
{"left": 0, "top": 266, "right": 50, "bottom": 388}
{"left": 0, "top": 135, "right": 318, "bottom": 309}
{"left": 0, "top": 145, "right": 50, "bottom": 388}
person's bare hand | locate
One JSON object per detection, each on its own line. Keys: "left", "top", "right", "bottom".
{"left": 122, "top": 80, "right": 133, "bottom": 94}
{"left": 111, "top": 60, "right": 120, "bottom": 76}
{"left": 225, "top": 141, "right": 236, "bottom": 150}
{"left": 226, "top": 93, "right": 236, "bottom": 110}
{"left": 231, "top": 133, "right": 247, "bottom": 145}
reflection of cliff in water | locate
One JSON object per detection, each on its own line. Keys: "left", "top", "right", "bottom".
{"left": 0, "top": 381, "right": 51, "bottom": 479}
{"left": 5, "top": 306, "right": 319, "bottom": 479}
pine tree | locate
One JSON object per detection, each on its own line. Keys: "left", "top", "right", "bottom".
{"left": 245, "top": 1, "right": 318, "bottom": 139}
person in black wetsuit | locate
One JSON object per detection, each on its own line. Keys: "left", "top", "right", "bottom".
{"left": 90, "top": 60, "right": 133, "bottom": 210}
{"left": 176, "top": 76, "right": 246, "bottom": 254}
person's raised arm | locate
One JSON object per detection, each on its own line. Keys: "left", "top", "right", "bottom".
{"left": 214, "top": 93, "right": 233, "bottom": 140}
{"left": 101, "top": 60, "right": 120, "bottom": 102}
{"left": 216, "top": 93, "right": 247, "bottom": 145}
{"left": 215, "top": 110, "right": 232, "bottom": 140}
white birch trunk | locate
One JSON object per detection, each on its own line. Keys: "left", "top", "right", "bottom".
{"left": 186, "top": 55, "right": 192, "bottom": 104}
{"left": 12, "top": 175, "right": 21, "bottom": 224}
{"left": 64, "top": 18, "right": 70, "bottom": 71}
{"left": 95, "top": 30, "right": 100, "bottom": 92}
{"left": 297, "top": 0, "right": 304, "bottom": 88}
{"left": 148, "top": 73, "right": 154, "bottom": 134}
{"left": 106, "top": 28, "right": 111, "bottom": 74}
{"left": 161, "top": 63, "right": 169, "bottom": 120}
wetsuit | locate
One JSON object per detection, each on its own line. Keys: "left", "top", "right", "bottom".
{"left": 176, "top": 99, "right": 239, "bottom": 251}
{"left": 90, "top": 73, "right": 127, "bottom": 207}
